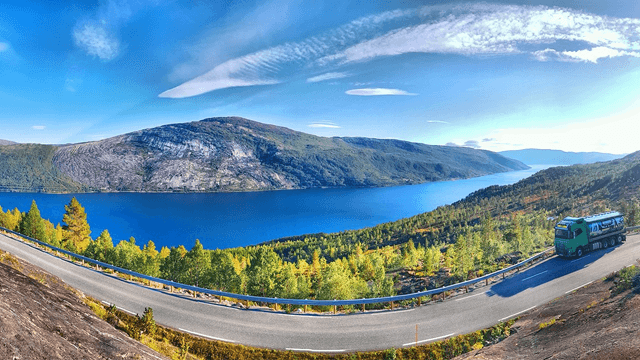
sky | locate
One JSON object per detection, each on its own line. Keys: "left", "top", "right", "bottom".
{"left": 2, "top": 0, "right": 640, "bottom": 154}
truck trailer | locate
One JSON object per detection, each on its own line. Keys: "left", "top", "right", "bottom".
{"left": 554, "top": 211, "right": 626, "bottom": 258}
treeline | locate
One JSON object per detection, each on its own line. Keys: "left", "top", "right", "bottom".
{"left": 0, "top": 196, "right": 558, "bottom": 302}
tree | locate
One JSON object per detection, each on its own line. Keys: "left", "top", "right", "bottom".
{"left": 62, "top": 197, "right": 91, "bottom": 252}
{"left": 160, "top": 245, "right": 187, "bottom": 282}
{"left": 84, "top": 229, "right": 114, "bottom": 263}
{"left": 184, "top": 239, "right": 210, "bottom": 287}
{"left": 246, "top": 247, "right": 281, "bottom": 297}
{"left": 20, "top": 200, "right": 46, "bottom": 241}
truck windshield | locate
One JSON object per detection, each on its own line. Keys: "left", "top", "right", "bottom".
{"left": 555, "top": 229, "right": 571, "bottom": 239}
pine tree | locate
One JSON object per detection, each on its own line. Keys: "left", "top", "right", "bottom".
{"left": 20, "top": 200, "right": 46, "bottom": 241}
{"left": 62, "top": 197, "right": 91, "bottom": 252}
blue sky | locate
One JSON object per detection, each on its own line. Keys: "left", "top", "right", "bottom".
{"left": 2, "top": 0, "right": 640, "bottom": 154}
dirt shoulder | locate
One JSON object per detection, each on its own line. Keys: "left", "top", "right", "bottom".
{"left": 0, "top": 250, "right": 168, "bottom": 360}
{"left": 457, "top": 265, "right": 640, "bottom": 360}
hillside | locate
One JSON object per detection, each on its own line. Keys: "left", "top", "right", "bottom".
{"left": 0, "top": 249, "right": 167, "bottom": 359}
{"left": 457, "top": 264, "right": 640, "bottom": 359}
{"left": 499, "top": 148, "right": 624, "bottom": 166}
{"left": 0, "top": 139, "right": 16, "bottom": 145}
{"left": 0, "top": 117, "right": 528, "bottom": 193}
{"left": 0, "top": 144, "right": 87, "bottom": 192}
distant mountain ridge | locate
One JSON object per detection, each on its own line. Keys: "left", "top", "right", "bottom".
{"left": 0, "top": 117, "right": 528, "bottom": 193}
{"left": 499, "top": 148, "right": 624, "bottom": 165}
{"left": 0, "top": 140, "right": 16, "bottom": 146}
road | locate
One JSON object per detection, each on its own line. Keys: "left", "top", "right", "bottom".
{"left": 1, "top": 232, "right": 639, "bottom": 352}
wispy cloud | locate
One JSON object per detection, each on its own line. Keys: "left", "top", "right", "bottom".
{"left": 73, "top": 23, "right": 120, "bottom": 60}
{"left": 346, "top": 88, "right": 416, "bottom": 96}
{"left": 535, "top": 46, "right": 640, "bottom": 63}
{"left": 446, "top": 142, "right": 460, "bottom": 147}
{"left": 308, "top": 121, "right": 340, "bottom": 128}
{"left": 32, "top": 125, "right": 46, "bottom": 130}
{"left": 307, "top": 72, "right": 350, "bottom": 83}
{"left": 162, "top": 3, "right": 640, "bottom": 98}
{"left": 0, "top": 42, "right": 8, "bottom": 52}
{"left": 427, "top": 120, "right": 449, "bottom": 124}
{"left": 65, "top": 78, "right": 82, "bottom": 92}
{"left": 72, "top": 0, "right": 155, "bottom": 61}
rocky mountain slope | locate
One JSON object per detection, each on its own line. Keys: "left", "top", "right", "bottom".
{"left": 0, "top": 139, "right": 16, "bottom": 145}
{"left": 0, "top": 249, "right": 167, "bottom": 359}
{"left": 1, "top": 117, "right": 528, "bottom": 192}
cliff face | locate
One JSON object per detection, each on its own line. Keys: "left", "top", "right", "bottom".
{"left": 11, "top": 117, "right": 527, "bottom": 193}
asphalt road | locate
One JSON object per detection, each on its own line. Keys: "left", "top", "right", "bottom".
{"left": 1, "top": 232, "right": 639, "bottom": 352}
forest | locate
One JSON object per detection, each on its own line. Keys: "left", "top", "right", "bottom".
{"left": 1, "top": 152, "right": 639, "bottom": 303}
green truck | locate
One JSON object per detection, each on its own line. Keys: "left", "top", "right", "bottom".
{"left": 554, "top": 211, "right": 626, "bottom": 258}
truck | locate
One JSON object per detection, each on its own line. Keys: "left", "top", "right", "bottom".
{"left": 554, "top": 211, "right": 626, "bottom": 258}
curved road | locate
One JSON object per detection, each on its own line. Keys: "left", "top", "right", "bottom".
{"left": 1, "top": 232, "right": 639, "bottom": 352}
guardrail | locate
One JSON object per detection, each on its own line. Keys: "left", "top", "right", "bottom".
{"left": 0, "top": 224, "right": 567, "bottom": 308}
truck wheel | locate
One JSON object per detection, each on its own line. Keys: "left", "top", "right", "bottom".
{"left": 617, "top": 235, "right": 623, "bottom": 244}
{"left": 602, "top": 240, "right": 608, "bottom": 249}
{"left": 576, "top": 247, "right": 583, "bottom": 257}
{"left": 609, "top": 237, "right": 616, "bottom": 247}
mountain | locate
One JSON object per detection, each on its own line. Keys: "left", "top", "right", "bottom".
{"left": 0, "top": 117, "right": 528, "bottom": 193}
{"left": 499, "top": 148, "right": 624, "bottom": 166}
{"left": 0, "top": 139, "right": 17, "bottom": 145}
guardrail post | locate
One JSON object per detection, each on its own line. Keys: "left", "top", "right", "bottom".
{"left": 417, "top": 297, "right": 421, "bottom": 306}
{"left": 486, "top": 278, "right": 489, "bottom": 286}
{"left": 333, "top": 305, "right": 337, "bottom": 314}
{"left": 390, "top": 301, "right": 394, "bottom": 310}
{"left": 304, "top": 304, "right": 307, "bottom": 313}
{"left": 465, "top": 285, "right": 468, "bottom": 293}
{"left": 502, "top": 273, "right": 505, "bottom": 280}
{"left": 362, "top": 303, "right": 365, "bottom": 312}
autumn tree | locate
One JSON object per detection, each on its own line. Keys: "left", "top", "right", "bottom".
{"left": 62, "top": 197, "right": 91, "bottom": 252}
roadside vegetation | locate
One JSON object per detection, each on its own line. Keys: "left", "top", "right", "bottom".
{"left": 83, "top": 294, "right": 515, "bottom": 360}
{"left": 1, "top": 154, "right": 640, "bottom": 304}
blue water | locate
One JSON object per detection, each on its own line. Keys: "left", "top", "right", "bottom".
{"left": 0, "top": 165, "right": 549, "bottom": 250}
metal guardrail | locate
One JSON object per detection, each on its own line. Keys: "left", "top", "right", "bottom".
{"left": 0, "top": 224, "right": 565, "bottom": 308}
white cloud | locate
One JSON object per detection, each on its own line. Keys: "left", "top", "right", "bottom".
{"left": 32, "top": 126, "right": 46, "bottom": 130}
{"left": 73, "top": 22, "right": 120, "bottom": 61}
{"left": 307, "top": 72, "right": 350, "bottom": 83}
{"left": 162, "top": 3, "right": 640, "bottom": 98}
{"left": 346, "top": 88, "right": 416, "bottom": 96}
{"left": 427, "top": 120, "right": 449, "bottom": 124}
{"left": 308, "top": 122, "right": 340, "bottom": 128}
{"left": 561, "top": 46, "right": 640, "bottom": 63}
{"left": 0, "top": 42, "right": 8, "bottom": 52}
{"left": 72, "top": 0, "right": 155, "bottom": 61}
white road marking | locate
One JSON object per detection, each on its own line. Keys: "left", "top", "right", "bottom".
{"left": 499, "top": 305, "right": 537, "bottom": 322}
{"left": 565, "top": 281, "right": 593, "bottom": 294}
{"left": 454, "top": 291, "right": 487, "bottom": 301}
{"left": 402, "top": 333, "right": 455, "bottom": 346}
{"left": 571, "top": 254, "right": 590, "bottom": 263}
{"left": 286, "top": 348, "right": 347, "bottom": 352}
{"left": 178, "top": 328, "right": 236, "bottom": 343}
{"left": 522, "top": 270, "right": 548, "bottom": 281}
{"left": 117, "top": 307, "right": 136, "bottom": 316}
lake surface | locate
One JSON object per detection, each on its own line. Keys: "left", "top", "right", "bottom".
{"left": 0, "top": 165, "right": 549, "bottom": 250}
